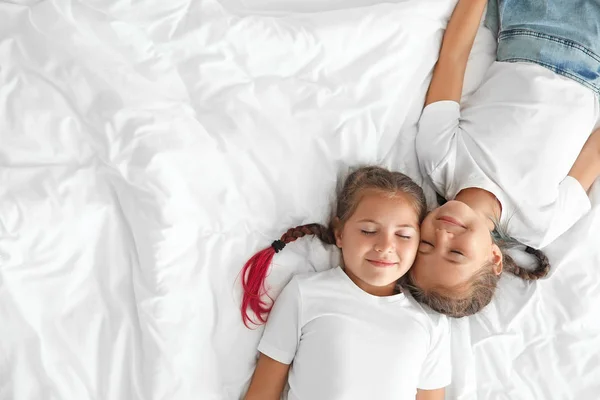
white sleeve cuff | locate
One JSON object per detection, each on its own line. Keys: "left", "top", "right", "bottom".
{"left": 257, "top": 341, "right": 295, "bottom": 365}
{"left": 540, "top": 176, "right": 592, "bottom": 248}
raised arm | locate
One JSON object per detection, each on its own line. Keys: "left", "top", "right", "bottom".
{"left": 568, "top": 128, "right": 600, "bottom": 192}
{"left": 425, "top": 0, "right": 488, "bottom": 106}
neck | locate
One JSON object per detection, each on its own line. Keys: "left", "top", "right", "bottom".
{"left": 343, "top": 267, "right": 396, "bottom": 297}
{"left": 455, "top": 188, "right": 502, "bottom": 231}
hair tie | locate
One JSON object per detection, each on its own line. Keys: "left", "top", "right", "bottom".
{"left": 271, "top": 240, "right": 286, "bottom": 253}
{"left": 525, "top": 246, "right": 535, "bottom": 254}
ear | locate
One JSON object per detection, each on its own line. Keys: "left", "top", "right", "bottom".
{"left": 333, "top": 217, "right": 343, "bottom": 248}
{"left": 490, "top": 243, "right": 503, "bottom": 275}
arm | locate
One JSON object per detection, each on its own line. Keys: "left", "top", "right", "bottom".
{"left": 425, "top": 0, "right": 488, "bottom": 106}
{"left": 568, "top": 128, "right": 600, "bottom": 192}
{"left": 416, "top": 388, "right": 446, "bottom": 400}
{"left": 245, "top": 278, "right": 302, "bottom": 400}
{"left": 244, "top": 353, "right": 290, "bottom": 400}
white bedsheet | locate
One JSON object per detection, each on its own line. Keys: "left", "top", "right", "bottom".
{"left": 1, "top": 0, "right": 599, "bottom": 399}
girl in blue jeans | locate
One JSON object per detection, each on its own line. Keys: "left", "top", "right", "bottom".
{"left": 404, "top": 0, "right": 600, "bottom": 317}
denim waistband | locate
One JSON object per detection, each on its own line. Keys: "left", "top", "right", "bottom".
{"left": 485, "top": 0, "right": 600, "bottom": 95}
{"left": 496, "top": 29, "right": 600, "bottom": 94}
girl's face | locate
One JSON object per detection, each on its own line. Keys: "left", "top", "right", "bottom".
{"left": 334, "top": 190, "right": 421, "bottom": 296}
{"left": 410, "top": 200, "right": 502, "bottom": 291}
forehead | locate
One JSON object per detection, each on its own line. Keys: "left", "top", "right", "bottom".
{"left": 350, "top": 191, "right": 419, "bottom": 224}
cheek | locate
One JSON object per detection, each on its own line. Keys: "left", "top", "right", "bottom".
{"left": 464, "top": 230, "right": 493, "bottom": 259}
{"left": 409, "top": 257, "right": 432, "bottom": 288}
{"left": 420, "top": 218, "right": 437, "bottom": 239}
{"left": 340, "top": 238, "right": 370, "bottom": 267}
{"left": 398, "top": 240, "right": 419, "bottom": 263}
{"left": 349, "top": 232, "right": 373, "bottom": 246}
{"left": 337, "top": 228, "right": 354, "bottom": 247}
{"left": 421, "top": 214, "right": 436, "bottom": 230}
{"left": 340, "top": 233, "right": 371, "bottom": 254}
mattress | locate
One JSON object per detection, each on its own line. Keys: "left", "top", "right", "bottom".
{"left": 1, "top": 0, "right": 599, "bottom": 399}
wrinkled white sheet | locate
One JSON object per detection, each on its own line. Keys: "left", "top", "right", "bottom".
{"left": 1, "top": 0, "right": 600, "bottom": 399}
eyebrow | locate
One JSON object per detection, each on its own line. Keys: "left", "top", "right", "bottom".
{"left": 357, "top": 219, "right": 417, "bottom": 229}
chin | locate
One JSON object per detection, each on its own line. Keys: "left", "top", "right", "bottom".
{"left": 443, "top": 200, "right": 474, "bottom": 214}
{"left": 436, "top": 201, "right": 473, "bottom": 222}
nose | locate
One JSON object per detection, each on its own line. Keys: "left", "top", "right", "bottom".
{"left": 374, "top": 233, "right": 394, "bottom": 253}
{"left": 435, "top": 228, "right": 454, "bottom": 245}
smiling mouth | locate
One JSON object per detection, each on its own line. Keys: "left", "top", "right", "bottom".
{"left": 437, "top": 216, "right": 466, "bottom": 228}
{"left": 367, "top": 259, "right": 398, "bottom": 268}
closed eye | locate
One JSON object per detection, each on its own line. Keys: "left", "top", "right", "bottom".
{"left": 396, "top": 234, "right": 411, "bottom": 239}
{"left": 451, "top": 250, "right": 463, "bottom": 256}
{"left": 361, "top": 230, "right": 376, "bottom": 236}
{"left": 421, "top": 240, "right": 434, "bottom": 247}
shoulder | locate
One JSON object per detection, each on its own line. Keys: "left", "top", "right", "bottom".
{"left": 417, "top": 101, "right": 460, "bottom": 135}
{"left": 419, "top": 100, "right": 460, "bottom": 120}
{"left": 417, "top": 101, "right": 460, "bottom": 137}
{"left": 291, "top": 267, "right": 342, "bottom": 295}
{"left": 293, "top": 267, "right": 338, "bottom": 284}
{"left": 403, "top": 295, "right": 451, "bottom": 335}
{"left": 416, "top": 101, "right": 461, "bottom": 176}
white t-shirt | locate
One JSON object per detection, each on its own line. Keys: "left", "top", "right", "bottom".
{"left": 258, "top": 267, "right": 451, "bottom": 400}
{"left": 417, "top": 61, "right": 599, "bottom": 248}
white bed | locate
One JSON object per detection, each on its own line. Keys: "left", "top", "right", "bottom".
{"left": 1, "top": 0, "right": 600, "bottom": 399}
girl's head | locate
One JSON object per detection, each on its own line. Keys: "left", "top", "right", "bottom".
{"left": 402, "top": 200, "right": 550, "bottom": 318}
{"left": 241, "top": 166, "right": 427, "bottom": 327}
{"left": 332, "top": 168, "right": 426, "bottom": 296}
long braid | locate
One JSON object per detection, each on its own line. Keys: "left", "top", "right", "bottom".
{"left": 503, "top": 246, "right": 550, "bottom": 281}
{"left": 492, "top": 224, "right": 551, "bottom": 281}
{"left": 241, "top": 223, "right": 334, "bottom": 327}
{"left": 240, "top": 165, "right": 427, "bottom": 328}
{"left": 280, "top": 224, "right": 336, "bottom": 246}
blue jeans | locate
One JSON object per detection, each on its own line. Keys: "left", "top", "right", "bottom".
{"left": 485, "top": 0, "right": 600, "bottom": 94}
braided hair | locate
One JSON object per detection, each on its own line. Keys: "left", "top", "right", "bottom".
{"left": 240, "top": 166, "right": 426, "bottom": 327}
{"left": 241, "top": 224, "right": 335, "bottom": 326}
{"left": 502, "top": 245, "right": 550, "bottom": 281}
